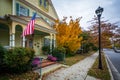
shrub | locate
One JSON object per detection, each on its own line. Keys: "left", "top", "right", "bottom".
{"left": 52, "top": 47, "right": 66, "bottom": 54}
{"left": 25, "top": 48, "right": 35, "bottom": 61}
{"left": 92, "top": 46, "right": 98, "bottom": 51}
{"left": 52, "top": 53, "right": 63, "bottom": 61}
{"left": 42, "top": 46, "right": 50, "bottom": 54}
{"left": 65, "top": 47, "right": 75, "bottom": 57}
{"left": 52, "top": 47, "right": 66, "bottom": 61}
{"left": 4, "top": 47, "right": 35, "bottom": 73}
{"left": 0, "top": 45, "right": 7, "bottom": 71}
{"left": 0, "top": 45, "right": 7, "bottom": 63}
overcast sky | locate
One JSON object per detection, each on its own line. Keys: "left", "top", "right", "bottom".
{"left": 52, "top": 0, "right": 120, "bottom": 30}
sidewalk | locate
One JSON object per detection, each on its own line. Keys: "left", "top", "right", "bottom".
{"left": 34, "top": 62, "right": 69, "bottom": 80}
{"left": 44, "top": 52, "right": 99, "bottom": 80}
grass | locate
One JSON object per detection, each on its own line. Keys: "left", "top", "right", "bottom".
{"left": 88, "top": 53, "right": 111, "bottom": 80}
{"left": 64, "top": 51, "right": 95, "bottom": 66}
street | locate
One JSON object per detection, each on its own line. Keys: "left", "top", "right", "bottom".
{"left": 104, "top": 49, "right": 120, "bottom": 73}
{"left": 104, "top": 49, "right": 120, "bottom": 80}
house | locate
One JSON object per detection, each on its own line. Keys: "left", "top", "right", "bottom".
{"left": 0, "top": 0, "right": 59, "bottom": 55}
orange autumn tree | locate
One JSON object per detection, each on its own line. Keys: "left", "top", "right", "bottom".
{"left": 88, "top": 16, "right": 118, "bottom": 48}
{"left": 54, "top": 17, "right": 83, "bottom": 54}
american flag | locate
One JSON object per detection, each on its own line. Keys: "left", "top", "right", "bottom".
{"left": 22, "top": 13, "right": 36, "bottom": 37}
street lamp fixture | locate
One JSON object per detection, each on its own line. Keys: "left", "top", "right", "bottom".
{"left": 95, "top": 6, "right": 104, "bottom": 69}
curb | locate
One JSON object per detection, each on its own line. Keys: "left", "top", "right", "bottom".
{"left": 105, "top": 54, "right": 120, "bottom": 80}
{"left": 104, "top": 54, "right": 114, "bottom": 80}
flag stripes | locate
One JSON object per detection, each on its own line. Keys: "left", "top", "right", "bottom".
{"left": 22, "top": 13, "right": 36, "bottom": 37}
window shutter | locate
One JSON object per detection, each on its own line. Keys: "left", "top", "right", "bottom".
{"left": 27, "top": 9, "right": 29, "bottom": 16}
{"left": 16, "top": 3, "right": 19, "bottom": 16}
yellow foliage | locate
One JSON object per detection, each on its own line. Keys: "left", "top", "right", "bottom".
{"left": 54, "top": 17, "right": 83, "bottom": 52}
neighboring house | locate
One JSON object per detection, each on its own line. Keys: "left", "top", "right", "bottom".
{"left": 0, "top": 0, "right": 59, "bottom": 55}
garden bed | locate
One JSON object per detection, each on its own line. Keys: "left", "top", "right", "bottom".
{"left": 0, "top": 71, "right": 40, "bottom": 80}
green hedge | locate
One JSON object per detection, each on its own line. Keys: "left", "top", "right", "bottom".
{"left": 42, "top": 46, "right": 50, "bottom": 55}
{"left": 4, "top": 47, "right": 35, "bottom": 73}
{"left": 52, "top": 47, "right": 65, "bottom": 61}
{"left": 0, "top": 45, "right": 7, "bottom": 71}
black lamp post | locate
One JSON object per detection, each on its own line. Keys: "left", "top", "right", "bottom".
{"left": 95, "top": 6, "right": 104, "bottom": 69}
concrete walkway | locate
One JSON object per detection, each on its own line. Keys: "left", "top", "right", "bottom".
{"left": 34, "top": 63, "right": 69, "bottom": 80}
{"left": 44, "top": 52, "right": 99, "bottom": 80}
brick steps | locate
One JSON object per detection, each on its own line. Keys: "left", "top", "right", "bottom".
{"left": 41, "top": 61, "right": 56, "bottom": 68}
{"left": 32, "top": 59, "right": 56, "bottom": 70}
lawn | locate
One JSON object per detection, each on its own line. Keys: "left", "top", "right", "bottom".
{"left": 88, "top": 52, "right": 111, "bottom": 80}
{"left": 64, "top": 51, "right": 95, "bottom": 66}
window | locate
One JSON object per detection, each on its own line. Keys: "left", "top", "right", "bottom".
{"left": 40, "top": 0, "right": 42, "bottom": 5}
{"left": 44, "top": 18, "right": 54, "bottom": 26}
{"left": 44, "top": 0, "right": 47, "bottom": 8}
{"left": 39, "top": 0, "right": 49, "bottom": 10}
{"left": 44, "top": 38, "right": 50, "bottom": 46}
{"left": 33, "top": 12, "right": 43, "bottom": 19}
{"left": 16, "top": 3, "right": 29, "bottom": 16}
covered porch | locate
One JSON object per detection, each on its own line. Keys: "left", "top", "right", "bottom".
{"left": 0, "top": 15, "right": 56, "bottom": 55}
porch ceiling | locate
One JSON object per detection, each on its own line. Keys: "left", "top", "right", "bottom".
{"left": 4, "top": 15, "right": 57, "bottom": 34}
{"left": 34, "top": 30, "right": 49, "bottom": 36}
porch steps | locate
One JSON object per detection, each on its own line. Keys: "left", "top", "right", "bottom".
{"left": 32, "top": 59, "right": 56, "bottom": 70}
{"left": 33, "top": 60, "right": 69, "bottom": 80}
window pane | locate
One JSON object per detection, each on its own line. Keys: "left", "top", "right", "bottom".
{"left": 40, "top": 0, "right": 42, "bottom": 5}
{"left": 44, "top": 0, "right": 47, "bottom": 8}
{"left": 19, "top": 5, "right": 28, "bottom": 16}
{"left": 16, "top": 3, "right": 29, "bottom": 16}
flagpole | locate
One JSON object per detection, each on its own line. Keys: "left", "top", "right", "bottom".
{"left": 31, "top": 12, "right": 36, "bottom": 49}
{"left": 32, "top": 33, "right": 34, "bottom": 49}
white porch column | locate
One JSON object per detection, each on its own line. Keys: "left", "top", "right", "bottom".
{"left": 22, "top": 36, "right": 25, "bottom": 47}
{"left": 12, "top": 0, "right": 16, "bottom": 15}
{"left": 11, "top": 33, "right": 15, "bottom": 47}
{"left": 50, "top": 33, "right": 53, "bottom": 52}
{"left": 53, "top": 34, "right": 56, "bottom": 48}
